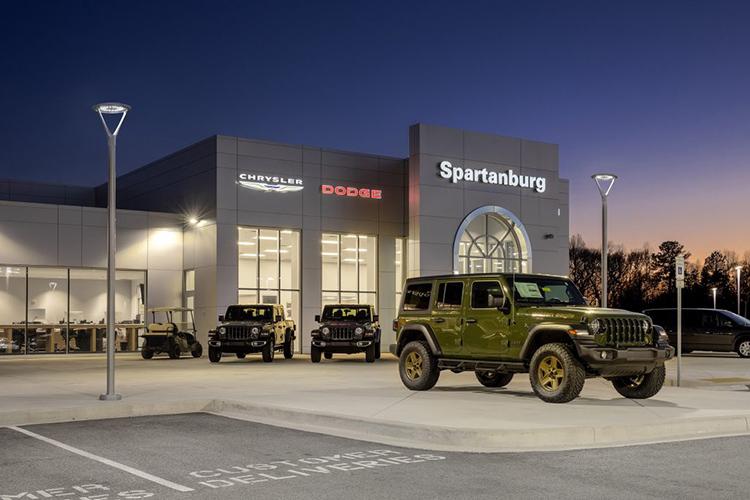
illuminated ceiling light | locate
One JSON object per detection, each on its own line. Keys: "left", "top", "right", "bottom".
{"left": 258, "top": 236, "right": 278, "bottom": 241}
{"left": 321, "top": 239, "right": 339, "bottom": 244}
{"left": 238, "top": 241, "right": 256, "bottom": 246}
{"left": 240, "top": 253, "right": 259, "bottom": 258}
{"left": 321, "top": 252, "right": 339, "bottom": 256}
{"left": 280, "top": 230, "right": 294, "bottom": 234}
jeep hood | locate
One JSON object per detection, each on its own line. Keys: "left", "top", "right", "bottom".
{"left": 516, "top": 306, "right": 649, "bottom": 324}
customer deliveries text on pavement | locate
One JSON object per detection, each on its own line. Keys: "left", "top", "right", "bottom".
{"left": 438, "top": 160, "right": 547, "bottom": 193}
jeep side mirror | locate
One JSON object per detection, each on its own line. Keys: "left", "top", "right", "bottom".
{"left": 315, "top": 314, "right": 321, "bottom": 323}
{"left": 373, "top": 314, "right": 379, "bottom": 322}
{"left": 218, "top": 315, "right": 224, "bottom": 322}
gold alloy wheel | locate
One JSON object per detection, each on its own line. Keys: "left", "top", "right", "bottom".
{"left": 537, "top": 355, "right": 565, "bottom": 391}
{"left": 404, "top": 351, "right": 424, "bottom": 380}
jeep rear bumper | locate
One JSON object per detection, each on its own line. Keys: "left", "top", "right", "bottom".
{"left": 574, "top": 337, "right": 674, "bottom": 376}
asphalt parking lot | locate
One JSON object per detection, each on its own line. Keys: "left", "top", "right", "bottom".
{"left": 1, "top": 413, "right": 748, "bottom": 500}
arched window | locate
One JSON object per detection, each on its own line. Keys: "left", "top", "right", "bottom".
{"left": 453, "top": 206, "right": 531, "bottom": 274}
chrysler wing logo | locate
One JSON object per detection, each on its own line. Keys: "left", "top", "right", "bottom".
{"left": 237, "top": 173, "right": 304, "bottom": 193}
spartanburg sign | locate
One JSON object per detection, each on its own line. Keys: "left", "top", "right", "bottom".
{"left": 438, "top": 160, "right": 546, "bottom": 193}
{"left": 237, "top": 173, "right": 304, "bottom": 193}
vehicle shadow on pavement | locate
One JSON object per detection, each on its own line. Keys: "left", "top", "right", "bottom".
{"left": 432, "top": 385, "right": 683, "bottom": 408}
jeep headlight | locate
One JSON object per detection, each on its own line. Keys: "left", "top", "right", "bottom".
{"left": 321, "top": 327, "right": 330, "bottom": 337}
{"left": 251, "top": 326, "right": 259, "bottom": 335}
{"left": 219, "top": 327, "right": 226, "bottom": 335}
{"left": 588, "top": 319, "right": 600, "bottom": 335}
{"left": 655, "top": 325, "right": 668, "bottom": 342}
{"left": 354, "top": 327, "right": 364, "bottom": 335}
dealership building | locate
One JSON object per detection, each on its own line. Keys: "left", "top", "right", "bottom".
{"left": 0, "top": 123, "right": 569, "bottom": 355}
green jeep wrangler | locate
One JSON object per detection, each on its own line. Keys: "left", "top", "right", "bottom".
{"left": 391, "top": 273, "right": 674, "bottom": 403}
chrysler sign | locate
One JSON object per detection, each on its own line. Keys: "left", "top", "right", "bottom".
{"left": 237, "top": 173, "right": 304, "bottom": 193}
{"left": 438, "top": 160, "right": 546, "bottom": 193}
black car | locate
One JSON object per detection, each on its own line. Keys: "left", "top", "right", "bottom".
{"left": 311, "top": 304, "right": 381, "bottom": 363}
{"left": 644, "top": 308, "right": 750, "bottom": 358}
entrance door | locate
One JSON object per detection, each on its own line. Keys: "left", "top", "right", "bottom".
{"left": 462, "top": 280, "right": 510, "bottom": 359}
{"left": 429, "top": 281, "right": 465, "bottom": 356}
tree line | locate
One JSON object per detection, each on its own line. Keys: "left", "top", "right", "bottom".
{"left": 569, "top": 235, "right": 750, "bottom": 315}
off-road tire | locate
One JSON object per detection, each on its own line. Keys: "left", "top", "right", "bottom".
{"left": 140, "top": 348, "right": 154, "bottom": 360}
{"left": 612, "top": 365, "right": 666, "bottom": 399}
{"left": 262, "top": 339, "right": 275, "bottom": 363}
{"left": 529, "top": 343, "right": 585, "bottom": 403}
{"left": 191, "top": 342, "right": 203, "bottom": 358}
{"left": 365, "top": 343, "right": 376, "bottom": 363}
{"left": 399, "top": 340, "right": 440, "bottom": 391}
{"left": 324, "top": 352, "right": 333, "bottom": 359}
{"left": 236, "top": 352, "right": 246, "bottom": 359}
{"left": 283, "top": 334, "right": 294, "bottom": 359}
{"left": 736, "top": 338, "right": 750, "bottom": 358}
{"left": 310, "top": 346, "right": 322, "bottom": 363}
{"left": 208, "top": 347, "right": 222, "bottom": 363}
{"left": 476, "top": 371, "right": 514, "bottom": 388}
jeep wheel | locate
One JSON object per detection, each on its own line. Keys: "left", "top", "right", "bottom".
{"left": 262, "top": 339, "right": 275, "bottom": 363}
{"left": 399, "top": 341, "right": 439, "bottom": 391}
{"left": 283, "top": 334, "right": 294, "bottom": 359}
{"left": 611, "top": 365, "right": 666, "bottom": 399}
{"left": 476, "top": 371, "right": 514, "bottom": 388}
{"left": 736, "top": 339, "right": 750, "bottom": 358}
{"left": 365, "top": 343, "right": 376, "bottom": 363}
{"left": 191, "top": 343, "right": 203, "bottom": 358}
{"left": 324, "top": 352, "right": 333, "bottom": 359}
{"left": 208, "top": 347, "right": 222, "bottom": 363}
{"left": 236, "top": 352, "right": 246, "bottom": 359}
{"left": 311, "top": 346, "right": 322, "bottom": 363}
{"left": 529, "top": 343, "right": 585, "bottom": 403}
{"left": 140, "top": 348, "right": 154, "bottom": 360}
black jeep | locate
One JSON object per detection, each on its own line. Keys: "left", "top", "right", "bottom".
{"left": 311, "top": 304, "right": 381, "bottom": 363}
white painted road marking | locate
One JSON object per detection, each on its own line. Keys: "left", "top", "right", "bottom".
{"left": 8, "top": 426, "right": 195, "bottom": 493}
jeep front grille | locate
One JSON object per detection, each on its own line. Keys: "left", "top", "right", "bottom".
{"left": 223, "top": 326, "right": 252, "bottom": 340}
{"left": 330, "top": 327, "right": 354, "bottom": 341}
{"left": 601, "top": 318, "right": 649, "bottom": 347}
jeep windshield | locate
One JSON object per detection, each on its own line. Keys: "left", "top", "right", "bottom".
{"left": 224, "top": 306, "right": 273, "bottom": 322}
{"left": 509, "top": 277, "right": 587, "bottom": 306}
{"left": 321, "top": 306, "right": 371, "bottom": 322}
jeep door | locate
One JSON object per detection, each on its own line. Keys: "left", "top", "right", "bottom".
{"left": 429, "top": 280, "right": 466, "bottom": 356}
{"left": 462, "top": 280, "right": 510, "bottom": 358}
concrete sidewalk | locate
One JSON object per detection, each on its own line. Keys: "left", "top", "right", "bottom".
{"left": 2, "top": 353, "right": 750, "bottom": 452}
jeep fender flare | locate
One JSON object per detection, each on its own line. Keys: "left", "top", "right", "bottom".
{"left": 396, "top": 324, "right": 441, "bottom": 356}
{"left": 520, "top": 324, "right": 576, "bottom": 360}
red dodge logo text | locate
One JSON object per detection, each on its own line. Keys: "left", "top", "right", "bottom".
{"left": 321, "top": 185, "right": 382, "bottom": 199}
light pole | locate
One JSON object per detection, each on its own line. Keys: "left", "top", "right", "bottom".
{"left": 711, "top": 287, "right": 717, "bottom": 310}
{"left": 93, "top": 102, "right": 130, "bottom": 401}
{"left": 592, "top": 173, "right": 617, "bottom": 308}
{"left": 735, "top": 266, "right": 742, "bottom": 315}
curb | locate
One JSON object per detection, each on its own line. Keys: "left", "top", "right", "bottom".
{"left": 210, "top": 399, "right": 750, "bottom": 453}
{"left": 3, "top": 398, "right": 750, "bottom": 453}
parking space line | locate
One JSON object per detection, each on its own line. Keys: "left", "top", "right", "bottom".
{"left": 8, "top": 426, "right": 195, "bottom": 493}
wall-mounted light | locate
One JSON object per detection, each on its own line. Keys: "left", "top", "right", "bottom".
{"left": 543, "top": 233, "right": 555, "bottom": 240}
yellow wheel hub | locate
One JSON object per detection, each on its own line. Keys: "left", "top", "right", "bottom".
{"left": 404, "top": 351, "right": 424, "bottom": 380}
{"left": 537, "top": 355, "right": 565, "bottom": 391}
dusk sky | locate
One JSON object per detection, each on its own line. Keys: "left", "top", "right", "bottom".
{"left": 1, "top": 1, "right": 748, "bottom": 261}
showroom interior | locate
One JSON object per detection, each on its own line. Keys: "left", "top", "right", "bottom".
{"left": 0, "top": 123, "right": 569, "bottom": 355}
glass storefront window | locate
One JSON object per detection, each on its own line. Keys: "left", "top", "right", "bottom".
{"left": 321, "top": 233, "right": 378, "bottom": 306}
{"left": 238, "top": 227, "right": 301, "bottom": 350}
{"left": 27, "top": 268, "right": 68, "bottom": 353}
{"left": 0, "top": 267, "right": 26, "bottom": 355}
{"left": 0, "top": 266, "right": 145, "bottom": 355}
{"left": 457, "top": 212, "right": 529, "bottom": 274}
{"left": 395, "top": 238, "right": 405, "bottom": 308}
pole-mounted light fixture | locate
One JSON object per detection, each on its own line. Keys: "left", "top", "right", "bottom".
{"left": 735, "top": 266, "right": 742, "bottom": 315}
{"left": 592, "top": 173, "right": 617, "bottom": 308}
{"left": 93, "top": 101, "right": 130, "bottom": 402}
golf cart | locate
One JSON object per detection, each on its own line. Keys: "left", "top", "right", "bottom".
{"left": 141, "top": 307, "right": 203, "bottom": 359}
